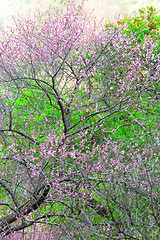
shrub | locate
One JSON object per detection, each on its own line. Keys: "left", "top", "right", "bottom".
{"left": 117, "top": 6, "right": 160, "bottom": 43}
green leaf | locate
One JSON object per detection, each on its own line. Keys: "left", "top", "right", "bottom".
{"left": 94, "top": 73, "right": 99, "bottom": 79}
{"left": 86, "top": 52, "right": 90, "bottom": 59}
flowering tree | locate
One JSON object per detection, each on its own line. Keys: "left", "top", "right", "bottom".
{"left": 0, "top": 1, "right": 159, "bottom": 239}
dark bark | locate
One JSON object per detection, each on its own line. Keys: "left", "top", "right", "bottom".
{"left": 0, "top": 184, "right": 50, "bottom": 236}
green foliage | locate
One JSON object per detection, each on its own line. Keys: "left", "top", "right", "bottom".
{"left": 0, "top": 2, "right": 159, "bottom": 238}
{"left": 118, "top": 6, "right": 160, "bottom": 43}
